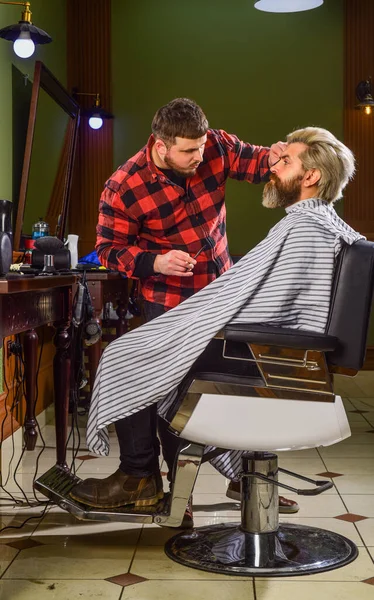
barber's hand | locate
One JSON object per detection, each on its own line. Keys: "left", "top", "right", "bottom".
{"left": 154, "top": 250, "right": 197, "bottom": 277}
{"left": 269, "top": 141, "right": 287, "bottom": 168}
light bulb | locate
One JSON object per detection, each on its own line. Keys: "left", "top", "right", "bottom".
{"left": 254, "top": 0, "right": 323, "bottom": 13}
{"left": 364, "top": 105, "right": 372, "bottom": 116}
{"left": 13, "top": 31, "right": 35, "bottom": 59}
{"left": 88, "top": 115, "right": 103, "bottom": 130}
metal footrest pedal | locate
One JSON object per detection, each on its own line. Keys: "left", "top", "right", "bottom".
{"left": 34, "top": 465, "right": 167, "bottom": 523}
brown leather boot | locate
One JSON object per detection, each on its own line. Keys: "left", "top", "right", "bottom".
{"left": 70, "top": 469, "right": 164, "bottom": 509}
{"left": 226, "top": 480, "right": 299, "bottom": 514}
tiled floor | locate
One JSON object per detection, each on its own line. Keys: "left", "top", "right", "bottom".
{"left": 0, "top": 372, "right": 374, "bottom": 599}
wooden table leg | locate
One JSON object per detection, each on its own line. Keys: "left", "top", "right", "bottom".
{"left": 53, "top": 322, "right": 71, "bottom": 468}
{"left": 23, "top": 328, "right": 39, "bottom": 450}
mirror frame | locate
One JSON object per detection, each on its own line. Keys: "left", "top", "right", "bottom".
{"left": 14, "top": 61, "right": 80, "bottom": 251}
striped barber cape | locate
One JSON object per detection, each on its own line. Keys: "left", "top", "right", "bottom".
{"left": 87, "top": 198, "right": 363, "bottom": 476}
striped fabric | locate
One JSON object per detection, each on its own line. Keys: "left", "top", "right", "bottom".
{"left": 87, "top": 199, "right": 363, "bottom": 480}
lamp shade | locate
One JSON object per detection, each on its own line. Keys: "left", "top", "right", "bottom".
{"left": 82, "top": 106, "right": 114, "bottom": 124}
{"left": 254, "top": 0, "right": 323, "bottom": 12}
{"left": 0, "top": 21, "right": 52, "bottom": 44}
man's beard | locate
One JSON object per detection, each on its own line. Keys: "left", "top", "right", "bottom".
{"left": 262, "top": 174, "right": 303, "bottom": 209}
{"left": 164, "top": 154, "right": 199, "bottom": 178}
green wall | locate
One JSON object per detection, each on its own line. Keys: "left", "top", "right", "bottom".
{"left": 0, "top": 0, "right": 67, "bottom": 206}
{"left": 112, "top": 0, "right": 343, "bottom": 255}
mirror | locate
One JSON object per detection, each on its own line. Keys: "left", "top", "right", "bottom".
{"left": 14, "top": 61, "right": 80, "bottom": 251}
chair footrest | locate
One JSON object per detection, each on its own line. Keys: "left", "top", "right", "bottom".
{"left": 34, "top": 465, "right": 168, "bottom": 523}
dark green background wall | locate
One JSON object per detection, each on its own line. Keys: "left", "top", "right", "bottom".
{"left": 112, "top": 0, "right": 344, "bottom": 255}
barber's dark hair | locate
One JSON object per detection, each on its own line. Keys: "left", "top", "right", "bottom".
{"left": 151, "top": 98, "right": 209, "bottom": 145}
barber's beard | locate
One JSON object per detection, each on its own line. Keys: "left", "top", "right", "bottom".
{"left": 164, "top": 154, "right": 199, "bottom": 178}
{"left": 262, "top": 174, "right": 303, "bottom": 209}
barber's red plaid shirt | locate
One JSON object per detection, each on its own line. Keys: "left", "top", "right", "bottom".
{"left": 96, "top": 129, "right": 270, "bottom": 308}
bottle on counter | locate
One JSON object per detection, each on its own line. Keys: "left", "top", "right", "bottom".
{"left": 32, "top": 217, "right": 49, "bottom": 240}
{"left": 23, "top": 238, "right": 35, "bottom": 264}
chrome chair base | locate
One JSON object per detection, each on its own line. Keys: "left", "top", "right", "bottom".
{"left": 165, "top": 522, "right": 358, "bottom": 576}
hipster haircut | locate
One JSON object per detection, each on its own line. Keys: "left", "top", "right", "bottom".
{"left": 287, "top": 127, "right": 355, "bottom": 204}
{"left": 151, "top": 98, "right": 209, "bottom": 146}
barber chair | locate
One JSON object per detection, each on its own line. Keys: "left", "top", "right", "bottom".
{"left": 35, "top": 239, "right": 374, "bottom": 576}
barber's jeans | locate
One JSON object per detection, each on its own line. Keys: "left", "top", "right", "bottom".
{"left": 115, "top": 300, "right": 181, "bottom": 479}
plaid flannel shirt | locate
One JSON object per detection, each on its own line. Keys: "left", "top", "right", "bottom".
{"left": 96, "top": 128, "right": 270, "bottom": 308}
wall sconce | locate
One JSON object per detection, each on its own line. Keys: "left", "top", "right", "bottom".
{"left": 356, "top": 78, "right": 374, "bottom": 116}
{"left": 254, "top": 0, "right": 323, "bottom": 12}
{"left": 73, "top": 91, "right": 114, "bottom": 130}
{"left": 0, "top": 1, "right": 51, "bottom": 59}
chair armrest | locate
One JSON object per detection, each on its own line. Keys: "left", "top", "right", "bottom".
{"left": 223, "top": 323, "right": 338, "bottom": 352}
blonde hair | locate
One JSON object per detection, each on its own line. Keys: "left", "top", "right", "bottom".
{"left": 286, "top": 127, "right": 355, "bottom": 203}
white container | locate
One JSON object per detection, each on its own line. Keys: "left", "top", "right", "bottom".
{"left": 67, "top": 234, "right": 79, "bottom": 268}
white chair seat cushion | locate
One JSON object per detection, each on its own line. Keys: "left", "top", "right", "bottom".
{"left": 180, "top": 394, "right": 350, "bottom": 451}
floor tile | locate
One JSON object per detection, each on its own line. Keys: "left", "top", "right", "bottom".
{"left": 0, "top": 544, "right": 18, "bottom": 576}
{"left": 276, "top": 494, "right": 346, "bottom": 518}
{"left": 255, "top": 581, "right": 374, "bottom": 599}
{"left": 346, "top": 412, "right": 371, "bottom": 423}
{"left": 75, "top": 457, "right": 122, "bottom": 474}
{"left": 368, "top": 547, "right": 374, "bottom": 560}
{"left": 192, "top": 493, "right": 241, "bottom": 517}
{"left": 31, "top": 511, "right": 142, "bottom": 543}
{"left": 0, "top": 510, "right": 45, "bottom": 542}
{"left": 0, "top": 579, "right": 122, "bottom": 599}
{"left": 36, "top": 423, "right": 88, "bottom": 450}
{"left": 334, "top": 475, "right": 374, "bottom": 494}
{"left": 323, "top": 458, "right": 374, "bottom": 474}
{"left": 334, "top": 377, "right": 368, "bottom": 398}
{"left": 319, "top": 444, "right": 374, "bottom": 458}
{"left": 364, "top": 413, "right": 374, "bottom": 426}
{"left": 107, "top": 573, "right": 147, "bottom": 587}
{"left": 335, "top": 433, "right": 374, "bottom": 445}
{"left": 131, "top": 545, "right": 249, "bottom": 581}
{"left": 15, "top": 448, "right": 78, "bottom": 474}
{"left": 198, "top": 463, "right": 219, "bottom": 475}
{"left": 349, "top": 398, "right": 374, "bottom": 411}
{"left": 3, "top": 536, "right": 136, "bottom": 580}
{"left": 352, "top": 376, "right": 374, "bottom": 396}
{"left": 139, "top": 517, "right": 240, "bottom": 546}
{"left": 341, "top": 495, "right": 374, "bottom": 517}
{"left": 348, "top": 422, "right": 374, "bottom": 433}
{"left": 277, "top": 458, "right": 326, "bottom": 474}
{"left": 356, "top": 518, "right": 374, "bottom": 546}
{"left": 122, "top": 580, "right": 254, "bottom": 599}
{"left": 194, "top": 475, "right": 228, "bottom": 494}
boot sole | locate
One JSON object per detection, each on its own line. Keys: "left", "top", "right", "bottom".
{"left": 226, "top": 489, "right": 299, "bottom": 514}
{"left": 70, "top": 489, "right": 164, "bottom": 509}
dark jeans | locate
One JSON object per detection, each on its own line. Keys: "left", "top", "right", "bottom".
{"left": 115, "top": 300, "right": 181, "bottom": 479}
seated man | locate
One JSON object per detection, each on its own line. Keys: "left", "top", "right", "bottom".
{"left": 71, "top": 126, "right": 362, "bottom": 524}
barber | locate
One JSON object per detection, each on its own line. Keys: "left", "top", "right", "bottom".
{"left": 95, "top": 97, "right": 299, "bottom": 522}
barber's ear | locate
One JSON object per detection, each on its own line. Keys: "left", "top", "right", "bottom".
{"left": 154, "top": 139, "right": 168, "bottom": 159}
{"left": 304, "top": 168, "right": 321, "bottom": 187}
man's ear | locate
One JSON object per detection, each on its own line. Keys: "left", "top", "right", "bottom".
{"left": 304, "top": 168, "right": 321, "bottom": 188}
{"left": 154, "top": 138, "right": 168, "bottom": 159}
